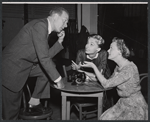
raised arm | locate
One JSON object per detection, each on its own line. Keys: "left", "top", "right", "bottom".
{"left": 32, "top": 22, "right": 61, "bottom": 81}
{"left": 81, "top": 61, "right": 131, "bottom": 88}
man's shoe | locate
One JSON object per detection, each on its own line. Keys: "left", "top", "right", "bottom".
{"left": 27, "top": 103, "right": 53, "bottom": 114}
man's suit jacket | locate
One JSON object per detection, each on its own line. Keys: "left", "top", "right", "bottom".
{"left": 2, "top": 18, "right": 63, "bottom": 92}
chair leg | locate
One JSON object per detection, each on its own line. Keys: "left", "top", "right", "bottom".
{"left": 67, "top": 101, "right": 70, "bottom": 120}
{"left": 47, "top": 116, "right": 52, "bottom": 120}
{"left": 83, "top": 113, "right": 86, "bottom": 120}
{"left": 79, "top": 106, "right": 82, "bottom": 120}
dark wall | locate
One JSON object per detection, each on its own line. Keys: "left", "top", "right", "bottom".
{"left": 98, "top": 4, "right": 148, "bottom": 59}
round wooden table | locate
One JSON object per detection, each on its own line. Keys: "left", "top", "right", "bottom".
{"left": 51, "top": 77, "right": 109, "bottom": 120}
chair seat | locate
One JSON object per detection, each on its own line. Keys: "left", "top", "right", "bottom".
{"left": 75, "top": 103, "right": 97, "bottom": 114}
{"left": 70, "top": 102, "right": 97, "bottom": 120}
{"left": 19, "top": 108, "right": 53, "bottom": 120}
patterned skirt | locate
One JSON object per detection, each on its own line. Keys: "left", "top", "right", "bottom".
{"left": 99, "top": 92, "right": 148, "bottom": 120}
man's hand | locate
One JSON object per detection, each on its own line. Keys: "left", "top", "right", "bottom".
{"left": 57, "top": 30, "right": 65, "bottom": 44}
{"left": 54, "top": 78, "right": 65, "bottom": 89}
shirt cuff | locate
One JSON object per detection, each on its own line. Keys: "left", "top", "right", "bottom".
{"left": 54, "top": 76, "right": 62, "bottom": 83}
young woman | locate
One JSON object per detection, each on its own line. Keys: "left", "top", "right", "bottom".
{"left": 80, "top": 37, "right": 148, "bottom": 120}
{"left": 71, "top": 34, "right": 111, "bottom": 80}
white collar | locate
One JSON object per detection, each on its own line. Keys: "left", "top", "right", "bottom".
{"left": 47, "top": 18, "right": 52, "bottom": 34}
{"left": 87, "top": 53, "right": 99, "bottom": 60}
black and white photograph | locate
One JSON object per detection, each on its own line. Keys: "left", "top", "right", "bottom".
{"left": 2, "top": 2, "right": 148, "bottom": 120}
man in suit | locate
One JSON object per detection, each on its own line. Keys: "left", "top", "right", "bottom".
{"left": 2, "top": 7, "right": 69, "bottom": 120}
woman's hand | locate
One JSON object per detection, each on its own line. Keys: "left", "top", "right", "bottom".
{"left": 71, "top": 60, "right": 81, "bottom": 70}
{"left": 81, "top": 61, "right": 106, "bottom": 84}
{"left": 80, "top": 61, "right": 95, "bottom": 68}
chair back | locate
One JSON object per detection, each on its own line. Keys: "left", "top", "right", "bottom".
{"left": 139, "top": 73, "right": 148, "bottom": 82}
{"left": 139, "top": 73, "right": 148, "bottom": 103}
{"left": 62, "top": 65, "right": 71, "bottom": 78}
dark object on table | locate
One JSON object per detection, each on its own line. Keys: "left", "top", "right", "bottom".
{"left": 68, "top": 71, "right": 86, "bottom": 85}
{"left": 80, "top": 67, "right": 95, "bottom": 73}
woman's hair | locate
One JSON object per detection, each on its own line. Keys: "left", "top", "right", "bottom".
{"left": 49, "top": 7, "right": 69, "bottom": 17}
{"left": 112, "top": 37, "right": 130, "bottom": 58}
{"left": 88, "top": 34, "right": 105, "bottom": 48}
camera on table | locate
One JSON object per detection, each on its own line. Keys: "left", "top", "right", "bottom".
{"left": 68, "top": 71, "right": 86, "bottom": 85}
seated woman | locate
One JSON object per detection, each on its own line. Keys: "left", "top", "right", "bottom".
{"left": 71, "top": 34, "right": 111, "bottom": 81}
{"left": 80, "top": 37, "right": 148, "bottom": 120}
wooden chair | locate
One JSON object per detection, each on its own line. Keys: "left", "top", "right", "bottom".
{"left": 69, "top": 99, "right": 98, "bottom": 120}
{"left": 62, "top": 65, "right": 98, "bottom": 120}
{"left": 19, "top": 84, "right": 53, "bottom": 120}
{"left": 139, "top": 73, "right": 148, "bottom": 103}
{"left": 140, "top": 73, "right": 148, "bottom": 81}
